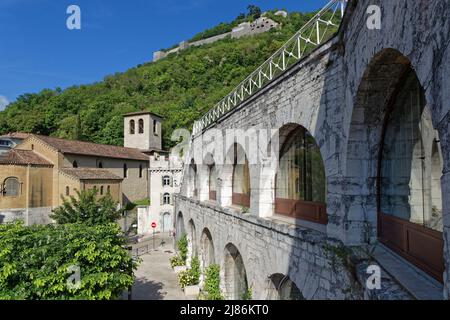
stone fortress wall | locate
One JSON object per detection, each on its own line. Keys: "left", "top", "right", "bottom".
{"left": 153, "top": 11, "right": 287, "bottom": 62}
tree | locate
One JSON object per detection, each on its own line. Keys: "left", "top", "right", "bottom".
{"left": 51, "top": 188, "right": 122, "bottom": 225}
{"left": 247, "top": 5, "right": 262, "bottom": 19}
{"left": 0, "top": 222, "right": 136, "bottom": 300}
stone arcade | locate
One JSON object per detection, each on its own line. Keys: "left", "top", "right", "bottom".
{"left": 174, "top": 0, "right": 450, "bottom": 300}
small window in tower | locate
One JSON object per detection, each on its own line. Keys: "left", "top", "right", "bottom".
{"left": 98, "top": 161, "right": 103, "bottom": 168}
{"left": 123, "top": 163, "right": 128, "bottom": 178}
{"left": 65, "top": 186, "right": 70, "bottom": 196}
{"left": 107, "top": 186, "right": 111, "bottom": 194}
{"left": 139, "top": 165, "right": 143, "bottom": 178}
{"left": 31, "top": 144, "right": 34, "bottom": 150}
{"left": 139, "top": 119, "right": 144, "bottom": 134}
{"left": 100, "top": 186, "right": 104, "bottom": 195}
{"left": 153, "top": 119, "right": 158, "bottom": 136}
{"left": 73, "top": 161, "right": 78, "bottom": 168}
{"left": 130, "top": 120, "right": 135, "bottom": 134}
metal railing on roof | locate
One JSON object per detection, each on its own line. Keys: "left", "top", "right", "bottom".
{"left": 192, "top": 0, "right": 347, "bottom": 135}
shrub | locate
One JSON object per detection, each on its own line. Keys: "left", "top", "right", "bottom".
{"left": 202, "top": 264, "right": 223, "bottom": 300}
{"left": 190, "top": 256, "right": 200, "bottom": 284}
{"left": 177, "top": 234, "right": 188, "bottom": 263}
{"left": 242, "top": 286, "right": 252, "bottom": 300}
{"left": 178, "top": 270, "right": 197, "bottom": 289}
{"left": 177, "top": 255, "right": 200, "bottom": 289}
{"left": 170, "top": 255, "right": 185, "bottom": 268}
{"left": 0, "top": 222, "right": 137, "bottom": 300}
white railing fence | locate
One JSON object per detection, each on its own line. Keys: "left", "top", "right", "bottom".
{"left": 192, "top": 0, "right": 347, "bottom": 136}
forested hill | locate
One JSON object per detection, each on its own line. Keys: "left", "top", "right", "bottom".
{"left": 0, "top": 9, "right": 317, "bottom": 149}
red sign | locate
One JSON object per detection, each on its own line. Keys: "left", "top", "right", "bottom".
{"left": 151, "top": 222, "right": 157, "bottom": 229}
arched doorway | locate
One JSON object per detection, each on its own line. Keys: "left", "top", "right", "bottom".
{"left": 200, "top": 228, "right": 215, "bottom": 269}
{"left": 266, "top": 273, "right": 303, "bottom": 300}
{"left": 275, "top": 124, "right": 327, "bottom": 224}
{"left": 187, "top": 219, "right": 197, "bottom": 265}
{"left": 162, "top": 212, "right": 172, "bottom": 233}
{"left": 223, "top": 243, "right": 248, "bottom": 300}
{"left": 176, "top": 212, "right": 185, "bottom": 242}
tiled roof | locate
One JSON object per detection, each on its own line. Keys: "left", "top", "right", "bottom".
{"left": 33, "top": 135, "right": 149, "bottom": 161}
{"left": 0, "top": 149, "right": 53, "bottom": 166}
{"left": 0, "top": 132, "right": 31, "bottom": 139}
{"left": 61, "top": 168, "right": 123, "bottom": 180}
{"left": 122, "top": 111, "right": 164, "bottom": 118}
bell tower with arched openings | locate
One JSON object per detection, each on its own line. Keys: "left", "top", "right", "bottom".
{"left": 123, "top": 111, "right": 163, "bottom": 152}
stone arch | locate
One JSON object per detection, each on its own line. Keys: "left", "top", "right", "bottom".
{"left": 273, "top": 123, "right": 327, "bottom": 225}
{"left": 344, "top": 48, "right": 423, "bottom": 244}
{"left": 265, "top": 273, "right": 304, "bottom": 300}
{"left": 199, "top": 228, "right": 215, "bottom": 287}
{"left": 187, "top": 219, "right": 197, "bottom": 267}
{"left": 222, "top": 243, "right": 249, "bottom": 300}
{"left": 345, "top": 48, "right": 445, "bottom": 282}
{"left": 175, "top": 211, "right": 185, "bottom": 242}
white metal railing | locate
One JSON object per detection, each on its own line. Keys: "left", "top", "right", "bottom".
{"left": 192, "top": 0, "right": 347, "bottom": 135}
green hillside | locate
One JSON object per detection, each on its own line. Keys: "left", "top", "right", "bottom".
{"left": 0, "top": 9, "right": 329, "bottom": 149}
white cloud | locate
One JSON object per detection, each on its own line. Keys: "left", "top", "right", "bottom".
{"left": 0, "top": 95, "right": 10, "bottom": 111}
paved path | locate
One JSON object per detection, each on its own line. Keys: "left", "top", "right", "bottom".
{"left": 129, "top": 235, "right": 186, "bottom": 300}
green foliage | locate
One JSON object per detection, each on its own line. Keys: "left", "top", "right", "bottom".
{"left": 133, "top": 198, "right": 151, "bottom": 206}
{"left": 202, "top": 264, "right": 223, "bottom": 300}
{"left": 170, "top": 255, "right": 185, "bottom": 268}
{"left": 51, "top": 188, "right": 122, "bottom": 226}
{"left": 177, "top": 256, "right": 200, "bottom": 288}
{"left": 0, "top": 222, "right": 136, "bottom": 300}
{"left": 190, "top": 256, "right": 200, "bottom": 284}
{"left": 177, "top": 234, "right": 188, "bottom": 264}
{"left": 242, "top": 286, "right": 252, "bottom": 300}
{"left": 241, "top": 206, "right": 250, "bottom": 214}
{"left": 0, "top": 9, "right": 335, "bottom": 150}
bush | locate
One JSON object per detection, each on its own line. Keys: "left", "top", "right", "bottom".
{"left": 242, "top": 286, "right": 252, "bottom": 300}
{"left": 170, "top": 255, "right": 185, "bottom": 268}
{"left": 202, "top": 264, "right": 223, "bottom": 300}
{"left": 190, "top": 256, "right": 200, "bottom": 284}
{"left": 177, "top": 256, "right": 200, "bottom": 289}
{"left": 177, "top": 234, "right": 188, "bottom": 263}
{"left": 178, "top": 270, "right": 197, "bottom": 289}
{"left": 51, "top": 188, "right": 122, "bottom": 225}
{"left": 0, "top": 222, "right": 137, "bottom": 300}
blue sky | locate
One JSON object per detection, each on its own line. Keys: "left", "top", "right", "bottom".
{"left": 0, "top": 0, "right": 329, "bottom": 109}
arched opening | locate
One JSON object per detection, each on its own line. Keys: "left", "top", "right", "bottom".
{"left": 65, "top": 186, "right": 70, "bottom": 197}
{"left": 232, "top": 143, "right": 251, "bottom": 207}
{"left": 347, "top": 48, "right": 444, "bottom": 282}
{"left": 138, "top": 118, "right": 144, "bottom": 134}
{"left": 100, "top": 186, "right": 104, "bottom": 195}
{"left": 266, "top": 274, "right": 303, "bottom": 300}
{"left": 189, "top": 159, "right": 198, "bottom": 198}
{"left": 72, "top": 160, "right": 78, "bottom": 168}
{"left": 275, "top": 124, "right": 327, "bottom": 224}
{"left": 98, "top": 161, "right": 103, "bottom": 168}
{"left": 129, "top": 120, "right": 135, "bottom": 134}
{"left": 176, "top": 212, "right": 186, "bottom": 241}
{"left": 209, "top": 164, "right": 217, "bottom": 201}
{"left": 2, "top": 177, "right": 21, "bottom": 196}
{"left": 378, "top": 68, "right": 444, "bottom": 281}
{"left": 200, "top": 228, "right": 215, "bottom": 270}
{"left": 162, "top": 212, "right": 172, "bottom": 233}
{"left": 223, "top": 243, "right": 248, "bottom": 300}
{"left": 139, "top": 165, "right": 143, "bottom": 178}
{"left": 187, "top": 219, "right": 197, "bottom": 265}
